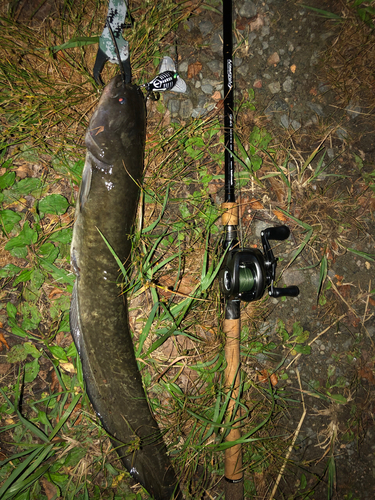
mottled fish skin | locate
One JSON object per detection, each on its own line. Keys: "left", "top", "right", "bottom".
{"left": 70, "top": 75, "right": 181, "bottom": 500}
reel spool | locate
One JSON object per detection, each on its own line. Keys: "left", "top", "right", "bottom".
{"left": 219, "top": 225, "right": 300, "bottom": 302}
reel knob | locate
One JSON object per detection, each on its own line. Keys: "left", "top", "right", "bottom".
{"left": 219, "top": 225, "right": 300, "bottom": 302}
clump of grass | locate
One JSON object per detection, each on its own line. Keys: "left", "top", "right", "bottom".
{"left": 319, "top": 1, "right": 375, "bottom": 109}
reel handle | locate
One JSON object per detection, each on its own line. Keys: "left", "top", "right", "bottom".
{"left": 270, "top": 286, "right": 300, "bottom": 298}
{"left": 262, "top": 225, "right": 290, "bottom": 241}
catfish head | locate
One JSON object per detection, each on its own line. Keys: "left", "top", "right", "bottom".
{"left": 85, "top": 75, "right": 146, "bottom": 167}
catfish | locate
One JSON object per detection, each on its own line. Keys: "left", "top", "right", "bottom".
{"left": 70, "top": 75, "right": 181, "bottom": 500}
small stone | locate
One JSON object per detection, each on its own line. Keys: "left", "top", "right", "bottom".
{"left": 239, "top": 0, "right": 257, "bottom": 18}
{"left": 267, "top": 51, "right": 280, "bottom": 65}
{"left": 199, "top": 20, "right": 213, "bottom": 37}
{"left": 264, "top": 99, "right": 289, "bottom": 118}
{"left": 280, "top": 114, "right": 291, "bottom": 128}
{"left": 304, "top": 115, "right": 318, "bottom": 127}
{"left": 327, "top": 148, "right": 335, "bottom": 159}
{"left": 268, "top": 81, "right": 280, "bottom": 94}
{"left": 283, "top": 76, "right": 293, "bottom": 92}
{"left": 202, "top": 84, "right": 213, "bottom": 94}
{"left": 310, "top": 50, "right": 319, "bottom": 66}
{"left": 336, "top": 127, "right": 348, "bottom": 140}
{"left": 207, "top": 60, "right": 221, "bottom": 74}
{"left": 179, "top": 61, "right": 188, "bottom": 73}
{"left": 212, "top": 91, "right": 221, "bottom": 101}
{"left": 210, "top": 31, "right": 223, "bottom": 54}
{"left": 237, "top": 64, "right": 249, "bottom": 77}
{"left": 253, "top": 79, "right": 262, "bottom": 88}
{"left": 345, "top": 102, "right": 361, "bottom": 119}
{"left": 248, "top": 32, "right": 257, "bottom": 45}
{"left": 180, "top": 99, "right": 193, "bottom": 119}
{"left": 191, "top": 107, "right": 207, "bottom": 118}
{"left": 307, "top": 102, "right": 324, "bottom": 116}
{"left": 318, "top": 82, "right": 330, "bottom": 93}
{"left": 234, "top": 56, "right": 243, "bottom": 67}
{"left": 168, "top": 99, "right": 180, "bottom": 115}
{"left": 291, "top": 120, "right": 301, "bottom": 130}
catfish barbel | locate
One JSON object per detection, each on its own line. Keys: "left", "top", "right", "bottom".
{"left": 70, "top": 75, "right": 181, "bottom": 500}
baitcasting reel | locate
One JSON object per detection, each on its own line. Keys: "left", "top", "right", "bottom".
{"left": 218, "top": 225, "right": 300, "bottom": 302}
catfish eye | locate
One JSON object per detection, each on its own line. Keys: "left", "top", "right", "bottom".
{"left": 118, "top": 97, "right": 126, "bottom": 104}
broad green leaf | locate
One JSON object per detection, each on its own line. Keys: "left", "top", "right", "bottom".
{"left": 38, "top": 194, "right": 69, "bottom": 216}
{"left": 23, "top": 342, "right": 42, "bottom": 359}
{"left": 293, "top": 344, "right": 311, "bottom": 355}
{"left": 49, "top": 345, "right": 68, "bottom": 362}
{"left": 31, "top": 268, "right": 45, "bottom": 290}
{"left": 58, "top": 311, "right": 71, "bottom": 333}
{"left": 0, "top": 209, "right": 22, "bottom": 233}
{"left": 3, "top": 178, "right": 43, "bottom": 202}
{"left": 7, "top": 344, "right": 28, "bottom": 363}
{"left": 327, "top": 393, "right": 347, "bottom": 404}
{"left": 13, "top": 268, "right": 33, "bottom": 286}
{"left": 48, "top": 227, "right": 73, "bottom": 244}
{"left": 65, "top": 341, "right": 77, "bottom": 358}
{"left": 24, "top": 358, "right": 40, "bottom": 383}
{"left": 4, "top": 221, "right": 38, "bottom": 258}
{"left": 38, "top": 242, "right": 59, "bottom": 263}
{"left": 21, "top": 302, "right": 42, "bottom": 330}
{"left": 8, "top": 319, "right": 28, "bottom": 338}
{"left": 0, "top": 171, "right": 16, "bottom": 189}
{"left": 0, "top": 263, "right": 21, "bottom": 278}
{"left": 39, "top": 257, "right": 75, "bottom": 286}
{"left": 6, "top": 302, "right": 17, "bottom": 319}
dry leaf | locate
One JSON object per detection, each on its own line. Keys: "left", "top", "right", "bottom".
{"left": 0, "top": 363, "right": 11, "bottom": 375}
{"left": 60, "top": 362, "right": 76, "bottom": 374}
{"left": 250, "top": 14, "right": 264, "bottom": 31}
{"left": 358, "top": 366, "right": 375, "bottom": 385}
{"left": 50, "top": 370, "right": 61, "bottom": 396}
{"left": 273, "top": 210, "right": 287, "bottom": 222}
{"left": 188, "top": 61, "right": 202, "bottom": 79}
{"left": 0, "top": 333, "right": 10, "bottom": 351}
{"left": 336, "top": 284, "right": 351, "bottom": 299}
{"left": 258, "top": 369, "right": 269, "bottom": 383}
{"left": 258, "top": 369, "right": 278, "bottom": 386}
{"left": 270, "top": 373, "right": 278, "bottom": 387}
{"left": 212, "top": 91, "right": 221, "bottom": 101}
{"left": 41, "top": 479, "right": 58, "bottom": 500}
{"left": 236, "top": 17, "right": 254, "bottom": 30}
{"left": 16, "top": 164, "right": 33, "bottom": 179}
{"left": 249, "top": 198, "right": 264, "bottom": 210}
{"left": 48, "top": 288, "right": 63, "bottom": 300}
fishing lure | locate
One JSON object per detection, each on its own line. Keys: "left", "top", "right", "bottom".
{"left": 142, "top": 56, "right": 187, "bottom": 95}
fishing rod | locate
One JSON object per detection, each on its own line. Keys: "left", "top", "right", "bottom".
{"left": 219, "top": 1, "right": 300, "bottom": 498}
